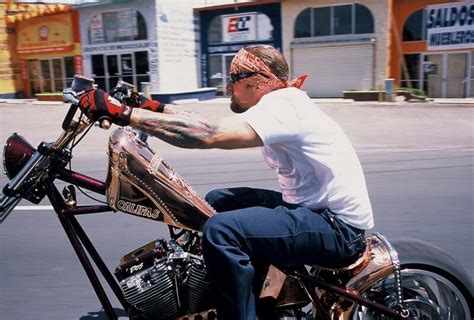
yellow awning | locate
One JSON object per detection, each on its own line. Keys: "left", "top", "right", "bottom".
{"left": 4, "top": 1, "right": 70, "bottom": 24}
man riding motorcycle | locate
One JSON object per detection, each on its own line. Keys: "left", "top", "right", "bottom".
{"left": 78, "top": 45, "right": 373, "bottom": 320}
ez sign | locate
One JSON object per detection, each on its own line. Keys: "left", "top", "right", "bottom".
{"left": 222, "top": 13, "right": 257, "bottom": 42}
{"left": 227, "top": 16, "right": 251, "bottom": 33}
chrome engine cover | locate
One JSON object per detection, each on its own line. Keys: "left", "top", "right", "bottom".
{"left": 106, "top": 128, "right": 216, "bottom": 231}
{"left": 116, "top": 239, "right": 212, "bottom": 319}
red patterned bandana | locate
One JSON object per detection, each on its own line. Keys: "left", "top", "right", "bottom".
{"left": 229, "top": 48, "right": 308, "bottom": 89}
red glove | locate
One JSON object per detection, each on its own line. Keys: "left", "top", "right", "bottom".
{"left": 128, "top": 92, "right": 165, "bottom": 113}
{"left": 79, "top": 89, "right": 132, "bottom": 126}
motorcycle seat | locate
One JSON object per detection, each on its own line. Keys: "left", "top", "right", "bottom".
{"left": 311, "top": 239, "right": 367, "bottom": 270}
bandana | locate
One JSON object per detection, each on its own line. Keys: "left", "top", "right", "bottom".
{"left": 229, "top": 48, "right": 308, "bottom": 89}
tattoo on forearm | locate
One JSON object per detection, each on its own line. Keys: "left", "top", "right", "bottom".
{"left": 162, "top": 105, "right": 200, "bottom": 117}
{"left": 135, "top": 114, "right": 220, "bottom": 148}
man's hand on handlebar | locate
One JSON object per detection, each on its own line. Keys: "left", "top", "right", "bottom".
{"left": 127, "top": 92, "right": 165, "bottom": 113}
{"left": 79, "top": 89, "right": 132, "bottom": 127}
{"left": 78, "top": 89, "right": 164, "bottom": 128}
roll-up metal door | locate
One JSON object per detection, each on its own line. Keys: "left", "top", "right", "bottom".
{"left": 292, "top": 44, "right": 374, "bottom": 97}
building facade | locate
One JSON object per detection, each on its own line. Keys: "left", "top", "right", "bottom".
{"left": 77, "top": 0, "right": 157, "bottom": 93}
{"left": 196, "top": 0, "right": 282, "bottom": 95}
{"left": 281, "top": 0, "right": 387, "bottom": 98}
{"left": 77, "top": 0, "right": 209, "bottom": 94}
{"left": 0, "top": 3, "right": 19, "bottom": 99}
{"left": 198, "top": 0, "right": 473, "bottom": 98}
{"left": 392, "top": 0, "right": 473, "bottom": 98}
{"left": 2, "top": 3, "right": 81, "bottom": 98}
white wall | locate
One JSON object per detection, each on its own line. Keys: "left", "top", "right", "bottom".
{"left": 154, "top": 0, "right": 203, "bottom": 92}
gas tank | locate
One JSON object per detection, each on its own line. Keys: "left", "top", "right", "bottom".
{"left": 106, "top": 127, "right": 216, "bottom": 231}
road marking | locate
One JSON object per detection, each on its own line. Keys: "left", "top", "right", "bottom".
{"left": 15, "top": 206, "right": 53, "bottom": 211}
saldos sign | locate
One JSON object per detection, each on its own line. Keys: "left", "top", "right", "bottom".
{"left": 426, "top": 2, "right": 474, "bottom": 50}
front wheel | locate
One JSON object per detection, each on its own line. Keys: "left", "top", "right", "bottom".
{"left": 353, "top": 239, "right": 473, "bottom": 319}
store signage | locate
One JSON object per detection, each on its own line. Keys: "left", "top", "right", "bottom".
{"left": 426, "top": 2, "right": 474, "bottom": 50}
{"left": 16, "top": 13, "right": 74, "bottom": 55}
{"left": 222, "top": 13, "right": 257, "bottom": 43}
{"left": 83, "top": 41, "right": 157, "bottom": 53}
{"left": 90, "top": 14, "right": 104, "bottom": 44}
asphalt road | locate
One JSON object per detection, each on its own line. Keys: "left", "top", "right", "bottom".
{"left": 0, "top": 99, "right": 473, "bottom": 319}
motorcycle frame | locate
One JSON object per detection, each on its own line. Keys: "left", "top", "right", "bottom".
{"left": 40, "top": 167, "right": 408, "bottom": 320}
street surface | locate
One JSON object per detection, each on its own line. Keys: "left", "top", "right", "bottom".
{"left": 0, "top": 99, "right": 473, "bottom": 319}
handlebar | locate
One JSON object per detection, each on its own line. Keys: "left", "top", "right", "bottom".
{"left": 0, "top": 75, "right": 147, "bottom": 222}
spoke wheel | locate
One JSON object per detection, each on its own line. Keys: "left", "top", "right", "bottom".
{"left": 353, "top": 269, "right": 472, "bottom": 320}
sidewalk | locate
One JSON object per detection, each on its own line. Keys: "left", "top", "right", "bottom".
{"left": 0, "top": 98, "right": 65, "bottom": 105}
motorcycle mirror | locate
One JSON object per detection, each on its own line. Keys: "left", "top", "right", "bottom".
{"left": 72, "top": 75, "right": 95, "bottom": 92}
{"left": 116, "top": 80, "right": 135, "bottom": 91}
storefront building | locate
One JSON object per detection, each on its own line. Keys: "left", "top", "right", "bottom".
{"left": 77, "top": 0, "right": 156, "bottom": 93}
{"left": 281, "top": 0, "right": 388, "bottom": 98}
{"left": 2, "top": 3, "right": 81, "bottom": 98}
{"left": 392, "top": 0, "right": 473, "bottom": 98}
{"left": 0, "top": 3, "right": 19, "bottom": 99}
{"left": 77, "top": 0, "right": 206, "bottom": 95}
{"left": 196, "top": 1, "right": 282, "bottom": 95}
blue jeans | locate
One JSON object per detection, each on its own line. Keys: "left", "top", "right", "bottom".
{"left": 202, "top": 187, "right": 365, "bottom": 320}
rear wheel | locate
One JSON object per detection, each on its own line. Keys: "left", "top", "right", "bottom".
{"left": 353, "top": 267, "right": 472, "bottom": 319}
{"left": 353, "top": 238, "right": 473, "bottom": 319}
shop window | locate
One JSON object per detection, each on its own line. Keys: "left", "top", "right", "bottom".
{"left": 91, "top": 55, "right": 106, "bottom": 90}
{"left": 135, "top": 51, "right": 150, "bottom": 91}
{"left": 40, "top": 60, "right": 52, "bottom": 93}
{"left": 334, "top": 5, "right": 352, "bottom": 35}
{"left": 294, "top": 3, "right": 374, "bottom": 38}
{"left": 208, "top": 17, "right": 222, "bottom": 44}
{"left": 208, "top": 54, "right": 235, "bottom": 95}
{"left": 400, "top": 54, "right": 421, "bottom": 89}
{"left": 53, "top": 59, "right": 63, "bottom": 92}
{"left": 91, "top": 52, "right": 150, "bottom": 92}
{"left": 355, "top": 4, "right": 373, "bottom": 34}
{"left": 89, "top": 10, "right": 147, "bottom": 44}
{"left": 208, "top": 12, "right": 273, "bottom": 44}
{"left": 294, "top": 8, "right": 311, "bottom": 38}
{"left": 64, "top": 57, "right": 75, "bottom": 87}
{"left": 27, "top": 57, "right": 74, "bottom": 95}
{"left": 314, "top": 7, "right": 330, "bottom": 36}
{"left": 403, "top": 9, "right": 425, "bottom": 41}
{"left": 28, "top": 60, "right": 41, "bottom": 96}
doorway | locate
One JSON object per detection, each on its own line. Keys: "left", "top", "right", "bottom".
{"left": 208, "top": 53, "right": 235, "bottom": 96}
{"left": 422, "top": 52, "right": 473, "bottom": 98}
{"left": 27, "top": 57, "right": 75, "bottom": 96}
{"left": 91, "top": 51, "right": 150, "bottom": 92}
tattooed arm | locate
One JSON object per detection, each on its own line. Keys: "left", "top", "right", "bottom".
{"left": 161, "top": 104, "right": 200, "bottom": 117}
{"left": 129, "top": 108, "right": 262, "bottom": 149}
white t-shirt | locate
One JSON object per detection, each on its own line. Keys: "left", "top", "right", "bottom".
{"left": 239, "top": 87, "right": 374, "bottom": 229}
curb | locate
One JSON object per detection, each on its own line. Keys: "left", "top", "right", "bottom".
{"left": 32, "top": 101, "right": 66, "bottom": 105}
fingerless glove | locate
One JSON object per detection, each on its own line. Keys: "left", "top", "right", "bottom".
{"left": 79, "top": 89, "right": 132, "bottom": 126}
{"left": 128, "top": 92, "right": 165, "bottom": 113}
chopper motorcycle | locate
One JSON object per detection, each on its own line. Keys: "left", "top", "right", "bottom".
{"left": 0, "top": 75, "right": 472, "bottom": 320}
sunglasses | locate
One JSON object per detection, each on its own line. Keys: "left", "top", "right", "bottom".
{"left": 229, "top": 72, "right": 264, "bottom": 83}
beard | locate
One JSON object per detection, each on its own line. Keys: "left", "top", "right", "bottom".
{"left": 230, "top": 99, "right": 247, "bottom": 114}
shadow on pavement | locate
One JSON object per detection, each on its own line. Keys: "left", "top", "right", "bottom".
{"left": 80, "top": 308, "right": 128, "bottom": 319}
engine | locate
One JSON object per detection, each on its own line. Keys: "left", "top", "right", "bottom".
{"left": 115, "top": 238, "right": 212, "bottom": 319}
